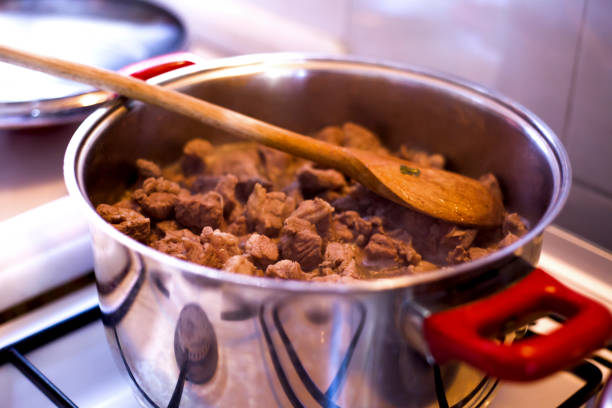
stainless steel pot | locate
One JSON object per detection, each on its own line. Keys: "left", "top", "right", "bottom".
{"left": 64, "top": 54, "right": 612, "bottom": 407}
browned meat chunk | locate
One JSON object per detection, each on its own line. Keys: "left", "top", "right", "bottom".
{"left": 321, "top": 242, "right": 360, "bottom": 277}
{"left": 245, "top": 233, "right": 278, "bottom": 268}
{"left": 245, "top": 183, "right": 295, "bottom": 236}
{"left": 297, "top": 164, "right": 347, "bottom": 195}
{"left": 258, "top": 146, "right": 298, "bottom": 189}
{"left": 96, "top": 204, "right": 150, "bottom": 242}
{"left": 226, "top": 215, "right": 248, "bottom": 236}
{"left": 279, "top": 217, "right": 323, "bottom": 271}
{"left": 136, "top": 159, "right": 162, "bottom": 178}
{"left": 332, "top": 211, "right": 381, "bottom": 246}
{"left": 290, "top": 198, "right": 334, "bottom": 238}
{"left": 341, "top": 122, "right": 388, "bottom": 154}
{"left": 223, "top": 255, "right": 259, "bottom": 276}
{"left": 151, "top": 229, "right": 208, "bottom": 265}
{"left": 447, "top": 246, "right": 469, "bottom": 264}
{"left": 198, "top": 227, "right": 242, "bottom": 268}
{"left": 468, "top": 247, "right": 494, "bottom": 261}
{"left": 235, "top": 176, "right": 273, "bottom": 202}
{"left": 282, "top": 181, "right": 304, "bottom": 205}
{"left": 479, "top": 173, "right": 504, "bottom": 205}
{"left": 313, "top": 126, "right": 344, "bottom": 145}
{"left": 310, "top": 274, "right": 359, "bottom": 283}
{"left": 155, "top": 220, "right": 181, "bottom": 235}
{"left": 180, "top": 139, "right": 213, "bottom": 175}
{"left": 411, "top": 261, "right": 438, "bottom": 273}
{"left": 266, "top": 260, "right": 310, "bottom": 280}
{"left": 442, "top": 227, "right": 478, "bottom": 250}
{"left": 499, "top": 232, "right": 520, "bottom": 248}
{"left": 503, "top": 213, "right": 528, "bottom": 237}
{"left": 207, "top": 149, "right": 262, "bottom": 181}
{"left": 398, "top": 146, "right": 445, "bottom": 169}
{"left": 132, "top": 177, "right": 182, "bottom": 220}
{"left": 191, "top": 175, "right": 222, "bottom": 194}
{"left": 214, "top": 174, "right": 239, "bottom": 217}
{"left": 174, "top": 191, "right": 224, "bottom": 230}
{"left": 97, "top": 122, "right": 529, "bottom": 281}
{"left": 364, "top": 233, "right": 420, "bottom": 268}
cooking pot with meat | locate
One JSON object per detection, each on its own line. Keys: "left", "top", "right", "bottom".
{"left": 64, "top": 54, "right": 612, "bottom": 407}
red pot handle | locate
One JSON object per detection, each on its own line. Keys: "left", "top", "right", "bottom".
{"left": 423, "top": 268, "right": 612, "bottom": 381}
{"left": 118, "top": 52, "right": 203, "bottom": 80}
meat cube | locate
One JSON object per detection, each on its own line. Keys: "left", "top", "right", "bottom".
{"left": 363, "top": 233, "right": 420, "bottom": 268}
{"left": 180, "top": 139, "right": 213, "bottom": 175}
{"left": 132, "top": 177, "right": 182, "bottom": 220}
{"left": 503, "top": 213, "right": 528, "bottom": 237}
{"left": 245, "top": 183, "right": 295, "bottom": 236}
{"left": 175, "top": 191, "right": 224, "bottom": 230}
{"left": 341, "top": 122, "right": 388, "bottom": 154}
{"left": 331, "top": 184, "right": 376, "bottom": 213}
{"left": 468, "top": 247, "right": 494, "bottom": 261}
{"left": 198, "top": 227, "right": 242, "bottom": 268}
{"left": 226, "top": 215, "right": 248, "bottom": 236}
{"left": 447, "top": 246, "right": 469, "bottom": 265}
{"left": 258, "top": 146, "right": 297, "bottom": 188}
{"left": 151, "top": 229, "right": 210, "bottom": 266}
{"left": 411, "top": 261, "right": 438, "bottom": 273}
{"left": 266, "top": 260, "right": 310, "bottom": 280}
{"left": 279, "top": 217, "right": 323, "bottom": 271}
{"left": 135, "top": 158, "right": 162, "bottom": 178}
{"left": 207, "top": 149, "right": 262, "bottom": 181}
{"left": 223, "top": 255, "right": 259, "bottom": 276}
{"left": 191, "top": 175, "right": 222, "bottom": 194}
{"left": 96, "top": 204, "right": 150, "bottom": 242}
{"left": 363, "top": 233, "right": 399, "bottom": 268}
{"left": 322, "top": 242, "right": 361, "bottom": 277}
{"left": 313, "top": 126, "right": 344, "bottom": 145}
{"left": 332, "top": 211, "right": 379, "bottom": 246}
{"left": 245, "top": 233, "right": 278, "bottom": 268}
{"left": 213, "top": 174, "right": 239, "bottom": 217}
{"left": 499, "top": 232, "right": 520, "bottom": 248}
{"left": 282, "top": 181, "right": 304, "bottom": 206}
{"left": 309, "top": 273, "right": 359, "bottom": 283}
{"left": 479, "top": 173, "right": 504, "bottom": 205}
{"left": 442, "top": 227, "right": 478, "bottom": 250}
{"left": 398, "top": 146, "right": 446, "bottom": 169}
{"left": 154, "top": 220, "right": 181, "bottom": 235}
{"left": 297, "top": 164, "right": 347, "bottom": 195}
{"left": 236, "top": 177, "right": 273, "bottom": 202}
{"left": 290, "top": 198, "right": 334, "bottom": 237}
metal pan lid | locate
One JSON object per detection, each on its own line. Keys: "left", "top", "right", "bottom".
{"left": 0, "top": 0, "right": 186, "bottom": 129}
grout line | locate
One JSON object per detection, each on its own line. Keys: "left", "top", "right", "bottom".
{"left": 559, "top": 0, "right": 590, "bottom": 144}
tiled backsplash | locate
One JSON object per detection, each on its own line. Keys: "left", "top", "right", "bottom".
{"left": 157, "top": 0, "right": 612, "bottom": 250}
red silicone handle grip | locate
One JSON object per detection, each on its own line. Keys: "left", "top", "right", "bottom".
{"left": 118, "top": 52, "right": 201, "bottom": 80}
{"left": 423, "top": 268, "right": 612, "bottom": 381}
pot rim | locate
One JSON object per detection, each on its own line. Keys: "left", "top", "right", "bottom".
{"left": 64, "top": 53, "right": 572, "bottom": 294}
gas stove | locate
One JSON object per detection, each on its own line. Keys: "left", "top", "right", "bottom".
{"left": 0, "top": 197, "right": 610, "bottom": 408}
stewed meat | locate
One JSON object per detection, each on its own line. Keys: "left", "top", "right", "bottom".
{"left": 96, "top": 122, "right": 529, "bottom": 281}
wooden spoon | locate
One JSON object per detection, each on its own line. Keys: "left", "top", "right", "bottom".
{"left": 0, "top": 45, "right": 503, "bottom": 227}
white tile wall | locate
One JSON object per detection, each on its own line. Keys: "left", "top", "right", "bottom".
{"left": 564, "top": 0, "right": 612, "bottom": 195}
{"left": 347, "top": 0, "right": 584, "bottom": 136}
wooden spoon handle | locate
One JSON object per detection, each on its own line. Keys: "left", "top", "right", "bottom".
{"left": 0, "top": 44, "right": 351, "bottom": 169}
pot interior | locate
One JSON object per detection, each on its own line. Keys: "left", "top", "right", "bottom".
{"left": 78, "top": 57, "right": 568, "bottom": 234}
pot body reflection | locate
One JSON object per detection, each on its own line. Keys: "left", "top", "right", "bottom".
{"left": 66, "top": 55, "right": 569, "bottom": 407}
